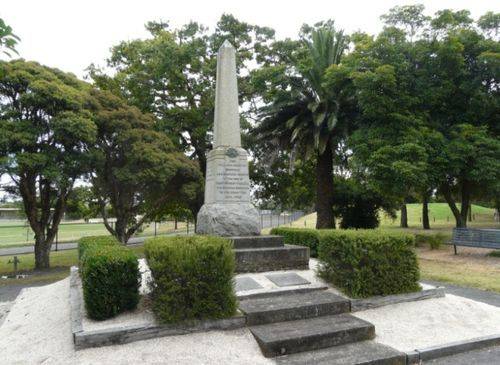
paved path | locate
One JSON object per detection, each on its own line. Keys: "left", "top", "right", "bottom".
{"left": 422, "top": 280, "right": 500, "bottom": 308}
{"left": 422, "top": 280, "right": 500, "bottom": 363}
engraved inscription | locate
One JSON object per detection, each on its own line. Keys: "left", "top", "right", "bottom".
{"left": 204, "top": 149, "right": 250, "bottom": 204}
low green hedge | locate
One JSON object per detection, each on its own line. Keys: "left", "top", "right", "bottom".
{"left": 318, "top": 229, "right": 420, "bottom": 298}
{"left": 80, "top": 245, "right": 140, "bottom": 320}
{"left": 270, "top": 227, "right": 321, "bottom": 257}
{"left": 144, "top": 235, "right": 237, "bottom": 324}
{"left": 78, "top": 235, "right": 119, "bottom": 262}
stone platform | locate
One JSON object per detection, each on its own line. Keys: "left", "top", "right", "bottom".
{"left": 231, "top": 235, "right": 309, "bottom": 273}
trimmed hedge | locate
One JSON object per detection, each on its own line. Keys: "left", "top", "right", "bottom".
{"left": 144, "top": 235, "right": 237, "bottom": 324}
{"left": 270, "top": 227, "right": 321, "bottom": 257}
{"left": 80, "top": 244, "right": 140, "bottom": 320}
{"left": 78, "top": 235, "right": 119, "bottom": 262}
{"left": 317, "top": 229, "right": 420, "bottom": 298}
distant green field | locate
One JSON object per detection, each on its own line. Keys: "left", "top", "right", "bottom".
{"left": 270, "top": 203, "right": 499, "bottom": 236}
{"left": 0, "top": 220, "right": 188, "bottom": 248}
{"left": 379, "top": 203, "right": 497, "bottom": 228}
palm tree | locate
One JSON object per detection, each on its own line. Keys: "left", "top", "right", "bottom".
{"left": 254, "top": 23, "right": 350, "bottom": 228}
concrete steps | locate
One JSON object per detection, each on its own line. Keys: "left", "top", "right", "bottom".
{"left": 276, "top": 340, "right": 406, "bottom": 365}
{"left": 249, "top": 313, "right": 375, "bottom": 357}
{"left": 239, "top": 290, "right": 350, "bottom": 325}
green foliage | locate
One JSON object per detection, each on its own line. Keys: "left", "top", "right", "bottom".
{"left": 478, "top": 12, "right": 500, "bottom": 38}
{"left": 0, "top": 18, "right": 20, "bottom": 57}
{"left": 78, "top": 235, "right": 118, "bottom": 261}
{"left": 317, "top": 230, "right": 420, "bottom": 298}
{"left": 87, "top": 90, "right": 202, "bottom": 243}
{"left": 80, "top": 244, "right": 140, "bottom": 320}
{"left": 380, "top": 4, "right": 429, "bottom": 40}
{"left": 89, "top": 14, "right": 275, "bottom": 188}
{"left": 252, "top": 21, "right": 353, "bottom": 228}
{"left": 66, "top": 186, "right": 99, "bottom": 220}
{"left": 332, "top": 176, "right": 395, "bottom": 229}
{"left": 144, "top": 235, "right": 237, "bottom": 324}
{"left": 270, "top": 227, "right": 320, "bottom": 257}
{"left": 414, "top": 233, "right": 446, "bottom": 249}
{"left": 250, "top": 156, "right": 315, "bottom": 211}
{"left": 488, "top": 251, "right": 500, "bottom": 258}
{"left": 0, "top": 60, "right": 96, "bottom": 269}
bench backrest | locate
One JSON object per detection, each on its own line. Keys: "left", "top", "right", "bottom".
{"left": 452, "top": 228, "right": 500, "bottom": 249}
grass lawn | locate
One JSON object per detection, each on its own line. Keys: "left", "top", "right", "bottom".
{"left": 273, "top": 203, "right": 499, "bottom": 235}
{"left": 0, "top": 220, "right": 187, "bottom": 248}
{"left": 418, "top": 246, "right": 500, "bottom": 293}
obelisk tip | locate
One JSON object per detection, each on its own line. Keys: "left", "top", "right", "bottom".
{"left": 219, "top": 39, "right": 235, "bottom": 50}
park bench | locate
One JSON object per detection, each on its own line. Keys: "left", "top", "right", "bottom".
{"left": 450, "top": 228, "right": 500, "bottom": 254}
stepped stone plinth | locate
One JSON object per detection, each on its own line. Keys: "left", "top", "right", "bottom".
{"left": 231, "top": 236, "right": 309, "bottom": 273}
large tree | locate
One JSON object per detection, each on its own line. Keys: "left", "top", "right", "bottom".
{"left": 87, "top": 90, "right": 202, "bottom": 243}
{"left": 253, "top": 22, "right": 354, "bottom": 228}
{"left": 0, "top": 60, "right": 96, "bottom": 268}
{"left": 351, "top": 6, "right": 500, "bottom": 229}
{"left": 418, "top": 12, "right": 500, "bottom": 227}
{"left": 89, "top": 15, "right": 275, "bottom": 184}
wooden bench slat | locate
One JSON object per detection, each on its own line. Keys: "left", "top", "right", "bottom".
{"left": 450, "top": 228, "right": 500, "bottom": 250}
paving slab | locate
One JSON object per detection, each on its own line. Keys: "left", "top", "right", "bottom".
{"left": 422, "top": 280, "right": 500, "bottom": 308}
{"left": 265, "top": 272, "right": 310, "bottom": 287}
{"left": 235, "top": 277, "right": 263, "bottom": 292}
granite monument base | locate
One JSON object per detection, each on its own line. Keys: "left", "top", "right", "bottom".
{"left": 196, "top": 203, "right": 260, "bottom": 236}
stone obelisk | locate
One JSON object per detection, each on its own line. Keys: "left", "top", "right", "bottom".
{"left": 196, "top": 40, "right": 260, "bottom": 236}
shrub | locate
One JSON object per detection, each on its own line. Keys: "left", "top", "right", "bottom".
{"left": 414, "top": 233, "right": 446, "bottom": 250}
{"left": 318, "top": 229, "right": 420, "bottom": 298}
{"left": 78, "top": 235, "right": 118, "bottom": 262}
{"left": 270, "top": 227, "right": 321, "bottom": 257}
{"left": 488, "top": 250, "right": 500, "bottom": 258}
{"left": 81, "top": 245, "right": 140, "bottom": 320}
{"left": 144, "top": 235, "right": 236, "bottom": 324}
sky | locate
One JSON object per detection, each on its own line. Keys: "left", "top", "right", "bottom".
{"left": 2, "top": 0, "right": 499, "bottom": 79}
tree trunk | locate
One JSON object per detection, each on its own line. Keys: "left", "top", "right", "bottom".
{"left": 315, "top": 146, "right": 335, "bottom": 229}
{"left": 459, "top": 179, "right": 470, "bottom": 228}
{"left": 422, "top": 194, "right": 430, "bottom": 230}
{"left": 468, "top": 203, "right": 472, "bottom": 222}
{"left": 174, "top": 218, "right": 178, "bottom": 230}
{"left": 400, "top": 204, "right": 408, "bottom": 228}
{"left": 34, "top": 236, "right": 51, "bottom": 270}
{"left": 441, "top": 183, "right": 465, "bottom": 228}
{"left": 114, "top": 217, "right": 129, "bottom": 244}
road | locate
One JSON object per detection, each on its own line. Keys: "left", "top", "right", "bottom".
{"left": 0, "top": 234, "right": 169, "bottom": 257}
